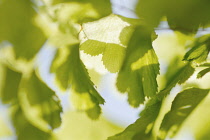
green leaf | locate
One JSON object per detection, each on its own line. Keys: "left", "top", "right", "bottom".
{"left": 116, "top": 26, "right": 160, "bottom": 107}
{"left": 52, "top": 0, "right": 112, "bottom": 23}
{"left": 0, "top": 0, "right": 46, "bottom": 60}
{"left": 0, "top": 64, "right": 22, "bottom": 104}
{"left": 183, "top": 35, "right": 210, "bottom": 63}
{"left": 80, "top": 40, "right": 125, "bottom": 73}
{"left": 158, "top": 88, "right": 209, "bottom": 139}
{"left": 19, "top": 71, "right": 62, "bottom": 131}
{"left": 197, "top": 68, "right": 210, "bottom": 78}
{"left": 51, "top": 44, "right": 104, "bottom": 119}
{"left": 11, "top": 106, "right": 54, "bottom": 140}
{"left": 108, "top": 100, "right": 162, "bottom": 140}
{"left": 158, "top": 63, "right": 195, "bottom": 99}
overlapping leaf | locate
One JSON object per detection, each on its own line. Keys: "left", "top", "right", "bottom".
{"left": 0, "top": 0, "right": 46, "bottom": 60}
{"left": 116, "top": 26, "right": 160, "bottom": 107}
{"left": 19, "top": 71, "right": 62, "bottom": 131}
{"left": 109, "top": 62, "right": 195, "bottom": 140}
{"left": 158, "top": 88, "right": 209, "bottom": 139}
{"left": 51, "top": 44, "right": 104, "bottom": 119}
{"left": 183, "top": 34, "right": 210, "bottom": 63}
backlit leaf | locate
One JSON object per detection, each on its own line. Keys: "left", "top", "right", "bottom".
{"left": 80, "top": 15, "right": 130, "bottom": 72}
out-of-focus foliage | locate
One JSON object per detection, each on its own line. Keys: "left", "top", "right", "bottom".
{"left": 0, "top": 0, "right": 46, "bottom": 60}
{"left": 55, "top": 111, "right": 123, "bottom": 140}
{"left": 1, "top": 0, "right": 210, "bottom": 140}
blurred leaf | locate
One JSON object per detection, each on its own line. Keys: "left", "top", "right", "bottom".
{"left": 19, "top": 71, "right": 62, "bottom": 131}
{"left": 48, "top": 31, "right": 79, "bottom": 48}
{"left": 0, "top": 115, "right": 12, "bottom": 137}
{"left": 108, "top": 100, "right": 162, "bottom": 140}
{"left": 0, "top": 64, "right": 22, "bottom": 104}
{"left": 55, "top": 111, "right": 123, "bottom": 140}
{"left": 158, "top": 88, "right": 209, "bottom": 139}
{"left": 166, "top": 0, "right": 210, "bottom": 33}
{"left": 116, "top": 26, "right": 160, "bottom": 107}
{"left": 183, "top": 35, "right": 210, "bottom": 63}
{"left": 136, "top": 0, "right": 166, "bottom": 27}
{"left": 52, "top": 0, "right": 112, "bottom": 24}
{"left": 80, "top": 40, "right": 125, "bottom": 73}
{"left": 197, "top": 67, "right": 210, "bottom": 78}
{"left": 136, "top": 0, "right": 210, "bottom": 33}
{"left": 51, "top": 44, "right": 104, "bottom": 119}
{"left": 11, "top": 106, "right": 54, "bottom": 140}
{"left": 0, "top": 0, "right": 46, "bottom": 60}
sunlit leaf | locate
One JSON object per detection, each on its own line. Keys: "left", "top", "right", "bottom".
{"left": 51, "top": 44, "right": 104, "bottom": 119}
{"left": 158, "top": 88, "right": 209, "bottom": 139}
{"left": 0, "top": 64, "right": 22, "bottom": 104}
{"left": 19, "top": 71, "right": 62, "bottom": 131}
{"left": 0, "top": 0, "right": 46, "bottom": 60}
{"left": 116, "top": 26, "right": 160, "bottom": 107}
